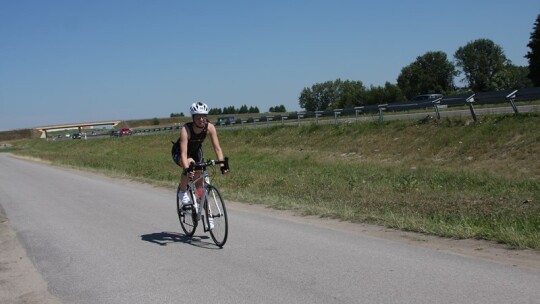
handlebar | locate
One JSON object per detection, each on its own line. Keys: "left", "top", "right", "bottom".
{"left": 188, "top": 157, "right": 229, "bottom": 173}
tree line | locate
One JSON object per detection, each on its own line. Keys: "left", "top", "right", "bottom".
{"left": 299, "top": 14, "right": 540, "bottom": 112}
{"left": 171, "top": 104, "right": 289, "bottom": 117}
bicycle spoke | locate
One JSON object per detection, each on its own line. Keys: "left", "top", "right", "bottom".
{"left": 177, "top": 187, "right": 197, "bottom": 236}
{"left": 207, "top": 185, "right": 228, "bottom": 247}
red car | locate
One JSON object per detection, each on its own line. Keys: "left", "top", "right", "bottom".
{"left": 120, "top": 128, "right": 132, "bottom": 136}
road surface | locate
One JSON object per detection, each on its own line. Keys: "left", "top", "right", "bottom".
{"left": 0, "top": 154, "right": 539, "bottom": 304}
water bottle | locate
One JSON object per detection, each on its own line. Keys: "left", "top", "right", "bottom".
{"left": 196, "top": 188, "right": 204, "bottom": 201}
{"left": 204, "top": 170, "right": 210, "bottom": 185}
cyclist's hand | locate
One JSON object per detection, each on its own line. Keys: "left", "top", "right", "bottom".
{"left": 183, "top": 163, "right": 195, "bottom": 178}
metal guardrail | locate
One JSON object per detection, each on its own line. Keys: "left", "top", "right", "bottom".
{"left": 127, "top": 87, "right": 540, "bottom": 135}
{"left": 215, "top": 87, "right": 540, "bottom": 126}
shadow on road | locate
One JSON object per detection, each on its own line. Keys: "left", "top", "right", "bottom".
{"left": 140, "top": 231, "right": 219, "bottom": 249}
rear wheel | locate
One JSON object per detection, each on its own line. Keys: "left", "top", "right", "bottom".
{"left": 177, "top": 187, "right": 197, "bottom": 236}
{"left": 206, "top": 185, "right": 228, "bottom": 247}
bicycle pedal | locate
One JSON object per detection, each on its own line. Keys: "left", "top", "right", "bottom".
{"left": 181, "top": 205, "right": 193, "bottom": 213}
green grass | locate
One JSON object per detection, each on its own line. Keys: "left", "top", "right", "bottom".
{"left": 7, "top": 113, "right": 540, "bottom": 250}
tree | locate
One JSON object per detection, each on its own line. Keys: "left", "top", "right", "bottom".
{"left": 223, "top": 106, "right": 236, "bottom": 114}
{"left": 248, "top": 106, "right": 260, "bottom": 113}
{"left": 382, "top": 82, "right": 406, "bottom": 103}
{"left": 334, "top": 79, "right": 365, "bottom": 109}
{"left": 298, "top": 80, "right": 338, "bottom": 111}
{"left": 299, "top": 79, "right": 365, "bottom": 111}
{"left": 493, "top": 64, "right": 533, "bottom": 89}
{"left": 525, "top": 14, "right": 540, "bottom": 86}
{"left": 238, "top": 104, "right": 249, "bottom": 114}
{"left": 208, "top": 108, "right": 222, "bottom": 115}
{"left": 298, "top": 87, "right": 316, "bottom": 111}
{"left": 397, "top": 51, "right": 456, "bottom": 99}
{"left": 364, "top": 82, "right": 406, "bottom": 105}
{"left": 454, "top": 39, "right": 508, "bottom": 92}
{"left": 269, "top": 105, "right": 286, "bottom": 112}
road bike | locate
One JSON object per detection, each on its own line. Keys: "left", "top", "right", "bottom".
{"left": 176, "top": 158, "right": 229, "bottom": 247}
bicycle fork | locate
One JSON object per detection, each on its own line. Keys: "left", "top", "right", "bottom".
{"left": 199, "top": 192, "right": 212, "bottom": 232}
{"left": 191, "top": 187, "right": 212, "bottom": 231}
{"left": 189, "top": 186, "right": 218, "bottom": 232}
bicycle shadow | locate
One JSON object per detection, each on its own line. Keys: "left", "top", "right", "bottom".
{"left": 140, "top": 231, "right": 219, "bottom": 249}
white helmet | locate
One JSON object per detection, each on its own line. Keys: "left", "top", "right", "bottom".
{"left": 190, "top": 101, "right": 209, "bottom": 115}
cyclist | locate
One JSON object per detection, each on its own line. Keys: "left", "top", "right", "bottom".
{"left": 177, "top": 101, "right": 228, "bottom": 206}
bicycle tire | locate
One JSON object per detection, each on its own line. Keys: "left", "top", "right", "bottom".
{"left": 177, "top": 187, "right": 197, "bottom": 236}
{"left": 205, "top": 185, "right": 228, "bottom": 247}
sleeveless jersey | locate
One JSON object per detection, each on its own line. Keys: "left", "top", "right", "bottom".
{"left": 185, "top": 122, "right": 208, "bottom": 160}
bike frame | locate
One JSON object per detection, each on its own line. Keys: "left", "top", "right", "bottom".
{"left": 185, "top": 158, "right": 228, "bottom": 231}
{"left": 186, "top": 172, "right": 211, "bottom": 230}
{"left": 177, "top": 158, "right": 229, "bottom": 247}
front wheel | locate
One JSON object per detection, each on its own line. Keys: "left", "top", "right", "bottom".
{"left": 205, "top": 185, "right": 228, "bottom": 247}
{"left": 177, "top": 186, "right": 197, "bottom": 236}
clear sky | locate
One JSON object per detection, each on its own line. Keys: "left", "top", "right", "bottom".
{"left": 1, "top": 0, "right": 539, "bottom": 130}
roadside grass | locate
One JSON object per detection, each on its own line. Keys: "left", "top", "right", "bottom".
{"left": 9, "top": 113, "right": 540, "bottom": 250}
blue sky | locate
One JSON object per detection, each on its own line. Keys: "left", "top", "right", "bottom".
{"left": 1, "top": 1, "right": 539, "bottom": 130}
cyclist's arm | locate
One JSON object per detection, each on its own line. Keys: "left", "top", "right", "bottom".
{"left": 179, "top": 125, "right": 191, "bottom": 170}
{"left": 207, "top": 123, "right": 227, "bottom": 172}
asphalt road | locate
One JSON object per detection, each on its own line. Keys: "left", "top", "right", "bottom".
{"left": 0, "top": 154, "right": 539, "bottom": 304}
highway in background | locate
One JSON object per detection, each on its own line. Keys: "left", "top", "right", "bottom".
{"left": 51, "top": 105, "right": 540, "bottom": 140}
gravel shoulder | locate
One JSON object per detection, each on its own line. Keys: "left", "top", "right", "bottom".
{"left": 0, "top": 205, "right": 62, "bottom": 304}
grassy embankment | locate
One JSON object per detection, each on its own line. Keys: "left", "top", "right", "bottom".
{"left": 6, "top": 113, "right": 540, "bottom": 250}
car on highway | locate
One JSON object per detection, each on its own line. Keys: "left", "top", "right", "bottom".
{"left": 120, "top": 128, "right": 132, "bottom": 136}
{"left": 111, "top": 130, "right": 120, "bottom": 137}
{"left": 411, "top": 94, "right": 443, "bottom": 102}
{"left": 72, "top": 133, "right": 82, "bottom": 139}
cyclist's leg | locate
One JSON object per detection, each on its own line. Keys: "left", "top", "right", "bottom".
{"left": 179, "top": 174, "right": 189, "bottom": 192}
{"left": 177, "top": 184, "right": 197, "bottom": 236}
{"left": 192, "top": 149, "right": 205, "bottom": 195}
{"left": 178, "top": 156, "right": 196, "bottom": 192}
{"left": 177, "top": 174, "right": 191, "bottom": 206}
{"left": 177, "top": 154, "right": 199, "bottom": 236}
{"left": 178, "top": 156, "right": 195, "bottom": 205}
